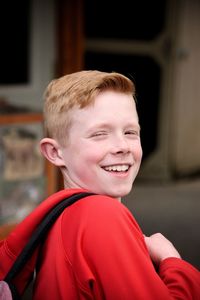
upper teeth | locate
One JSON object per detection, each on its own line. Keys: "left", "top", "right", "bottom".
{"left": 104, "top": 165, "right": 129, "bottom": 172}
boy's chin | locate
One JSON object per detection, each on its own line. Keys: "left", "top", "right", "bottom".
{"left": 107, "top": 186, "right": 132, "bottom": 199}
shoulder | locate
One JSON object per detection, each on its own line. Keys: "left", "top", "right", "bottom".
{"left": 61, "top": 194, "right": 142, "bottom": 236}
{"left": 60, "top": 194, "right": 146, "bottom": 266}
{"left": 65, "top": 194, "right": 130, "bottom": 219}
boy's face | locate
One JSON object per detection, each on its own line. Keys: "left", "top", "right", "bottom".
{"left": 60, "top": 90, "right": 142, "bottom": 199}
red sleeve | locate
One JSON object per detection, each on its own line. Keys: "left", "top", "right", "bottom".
{"left": 159, "top": 257, "right": 200, "bottom": 299}
{"left": 62, "top": 195, "right": 200, "bottom": 299}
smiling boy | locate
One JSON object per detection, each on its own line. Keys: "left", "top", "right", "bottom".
{"left": 41, "top": 89, "right": 142, "bottom": 199}
{"left": 0, "top": 70, "right": 199, "bottom": 299}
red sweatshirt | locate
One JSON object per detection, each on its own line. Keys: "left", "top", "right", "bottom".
{"left": 0, "top": 189, "right": 200, "bottom": 299}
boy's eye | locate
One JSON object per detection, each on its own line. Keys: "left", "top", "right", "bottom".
{"left": 125, "top": 130, "right": 139, "bottom": 136}
{"left": 91, "top": 131, "right": 107, "bottom": 137}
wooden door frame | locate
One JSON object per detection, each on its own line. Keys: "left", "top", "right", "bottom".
{"left": 55, "top": 0, "right": 84, "bottom": 189}
{"left": 56, "top": 0, "right": 84, "bottom": 76}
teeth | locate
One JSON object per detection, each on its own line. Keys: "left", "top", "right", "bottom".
{"left": 104, "top": 165, "right": 129, "bottom": 172}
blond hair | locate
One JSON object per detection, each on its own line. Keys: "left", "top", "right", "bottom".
{"left": 43, "top": 70, "right": 135, "bottom": 145}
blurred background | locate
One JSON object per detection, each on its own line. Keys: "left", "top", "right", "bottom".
{"left": 0, "top": 0, "right": 200, "bottom": 269}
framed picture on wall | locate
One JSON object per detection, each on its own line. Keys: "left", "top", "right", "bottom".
{"left": 0, "top": 113, "right": 57, "bottom": 228}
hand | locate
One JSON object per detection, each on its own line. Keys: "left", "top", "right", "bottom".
{"left": 144, "top": 233, "right": 181, "bottom": 266}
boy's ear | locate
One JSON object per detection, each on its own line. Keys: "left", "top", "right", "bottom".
{"left": 40, "top": 138, "right": 65, "bottom": 167}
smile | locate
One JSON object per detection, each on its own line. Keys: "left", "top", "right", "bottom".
{"left": 102, "top": 164, "right": 130, "bottom": 172}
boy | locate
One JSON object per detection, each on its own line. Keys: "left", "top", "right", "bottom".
{"left": 0, "top": 70, "right": 200, "bottom": 299}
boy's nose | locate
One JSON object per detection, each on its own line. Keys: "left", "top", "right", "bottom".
{"left": 111, "top": 135, "right": 130, "bottom": 154}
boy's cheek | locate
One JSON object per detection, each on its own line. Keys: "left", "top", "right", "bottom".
{"left": 134, "top": 146, "right": 143, "bottom": 161}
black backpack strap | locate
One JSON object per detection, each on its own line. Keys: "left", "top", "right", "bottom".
{"left": 4, "top": 192, "right": 94, "bottom": 288}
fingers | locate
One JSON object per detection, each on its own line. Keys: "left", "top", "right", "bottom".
{"left": 144, "top": 233, "right": 181, "bottom": 266}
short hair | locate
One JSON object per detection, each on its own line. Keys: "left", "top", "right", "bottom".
{"left": 43, "top": 70, "right": 135, "bottom": 145}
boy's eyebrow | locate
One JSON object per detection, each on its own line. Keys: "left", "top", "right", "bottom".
{"left": 86, "top": 122, "right": 141, "bottom": 132}
{"left": 85, "top": 123, "right": 110, "bottom": 134}
{"left": 126, "top": 122, "right": 141, "bottom": 131}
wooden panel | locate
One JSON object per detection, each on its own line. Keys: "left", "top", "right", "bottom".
{"left": 56, "top": 0, "right": 84, "bottom": 75}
